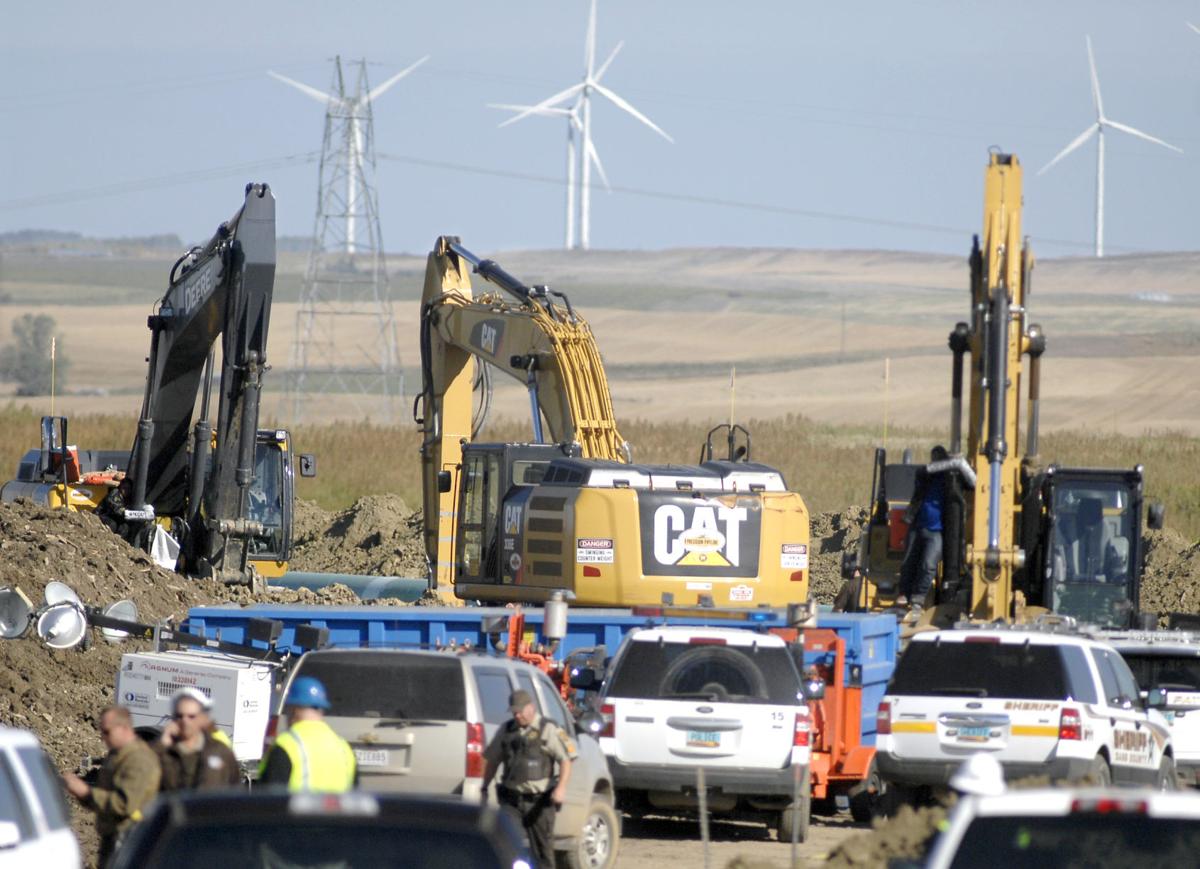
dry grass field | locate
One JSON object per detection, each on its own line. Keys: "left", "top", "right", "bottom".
{"left": 1, "top": 243, "right": 1197, "bottom": 536}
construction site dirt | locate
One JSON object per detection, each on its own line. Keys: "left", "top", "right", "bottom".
{"left": 0, "top": 495, "right": 1194, "bottom": 865}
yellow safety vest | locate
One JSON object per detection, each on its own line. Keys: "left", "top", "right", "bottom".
{"left": 211, "top": 728, "right": 233, "bottom": 748}
{"left": 268, "top": 719, "right": 356, "bottom": 793}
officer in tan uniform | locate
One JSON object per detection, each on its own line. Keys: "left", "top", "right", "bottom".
{"left": 483, "top": 689, "right": 576, "bottom": 869}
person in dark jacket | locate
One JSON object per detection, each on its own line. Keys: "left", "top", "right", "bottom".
{"left": 156, "top": 688, "right": 241, "bottom": 791}
{"left": 899, "top": 445, "right": 949, "bottom": 606}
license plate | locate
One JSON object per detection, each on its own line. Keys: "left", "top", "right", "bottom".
{"left": 354, "top": 749, "right": 390, "bottom": 767}
{"left": 957, "top": 726, "right": 990, "bottom": 742}
{"left": 687, "top": 730, "right": 721, "bottom": 748}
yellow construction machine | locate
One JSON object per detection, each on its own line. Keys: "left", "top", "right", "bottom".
{"left": 840, "top": 152, "right": 1162, "bottom": 628}
{"left": 416, "top": 236, "right": 811, "bottom": 607}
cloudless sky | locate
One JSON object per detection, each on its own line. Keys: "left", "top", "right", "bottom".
{"left": 3, "top": 1, "right": 1199, "bottom": 257}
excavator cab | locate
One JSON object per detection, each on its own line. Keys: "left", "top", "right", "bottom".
{"left": 1019, "top": 467, "right": 1155, "bottom": 628}
{"left": 243, "top": 430, "right": 299, "bottom": 577}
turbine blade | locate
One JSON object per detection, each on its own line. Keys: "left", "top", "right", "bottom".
{"left": 367, "top": 55, "right": 430, "bottom": 103}
{"left": 267, "top": 71, "right": 333, "bottom": 105}
{"left": 1037, "top": 124, "right": 1099, "bottom": 175}
{"left": 1086, "top": 35, "right": 1104, "bottom": 120}
{"left": 585, "top": 0, "right": 598, "bottom": 75}
{"left": 1189, "top": 21, "right": 1200, "bottom": 35}
{"left": 488, "top": 103, "right": 574, "bottom": 127}
{"left": 593, "top": 41, "right": 624, "bottom": 83}
{"left": 1105, "top": 119, "right": 1184, "bottom": 153}
{"left": 496, "top": 83, "right": 586, "bottom": 127}
{"left": 591, "top": 82, "right": 674, "bottom": 143}
{"left": 586, "top": 136, "right": 611, "bottom": 191}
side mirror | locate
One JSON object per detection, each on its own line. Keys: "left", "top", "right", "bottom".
{"left": 1147, "top": 687, "right": 1167, "bottom": 710}
{"left": 569, "top": 667, "right": 601, "bottom": 691}
{"left": 437, "top": 470, "right": 453, "bottom": 494}
{"left": 298, "top": 454, "right": 317, "bottom": 478}
{"left": 802, "top": 676, "right": 826, "bottom": 701}
{"left": 1148, "top": 503, "right": 1166, "bottom": 531}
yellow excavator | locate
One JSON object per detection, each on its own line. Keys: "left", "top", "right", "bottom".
{"left": 416, "top": 236, "right": 811, "bottom": 607}
{"left": 841, "top": 152, "right": 1162, "bottom": 628}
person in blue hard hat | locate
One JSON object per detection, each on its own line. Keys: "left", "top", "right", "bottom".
{"left": 258, "top": 676, "right": 357, "bottom": 792}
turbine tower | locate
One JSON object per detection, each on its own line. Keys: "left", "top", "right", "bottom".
{"left": 271, "top": 56, "right": 426, "bottom": 422}
{"left": 492, "top": 0, "right": 671, "bottom": 250}
{"left": 1038, "top": 36, "right": 1181, "bottom": 258}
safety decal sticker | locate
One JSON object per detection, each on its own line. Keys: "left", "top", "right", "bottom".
{"left": 781, "top": 543, "right": 808, "bottom": 569}
{"left": 577, "top": 538, "right": 614, "bottom": 564}
{"left": 729, "top": 584, "right": 754, "bottom": 602}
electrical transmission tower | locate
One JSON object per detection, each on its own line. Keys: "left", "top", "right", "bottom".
{"left": 272, "top": 55, "right": 427, "bottom": 422}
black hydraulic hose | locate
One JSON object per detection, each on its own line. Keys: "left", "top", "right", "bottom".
{"left": 446, "top": 240, "right": 533, "bottom": 304}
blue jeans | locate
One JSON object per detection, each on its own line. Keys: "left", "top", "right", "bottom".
{"left": 901, "top": 527, "right": 942, "bottom": 599}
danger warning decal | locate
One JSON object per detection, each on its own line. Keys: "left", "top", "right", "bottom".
{"left": 781, "top": 543, "right": 808, "bottom": 570}
{"left": 638, "top": 493, "right": 761, "bottom": 578}
{"left": 576, "top": 538, "right": 614, "bottom": 564}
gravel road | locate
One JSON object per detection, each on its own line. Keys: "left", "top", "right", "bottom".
{"left": 616, "top": 812, "right": 861, "bottom": 868}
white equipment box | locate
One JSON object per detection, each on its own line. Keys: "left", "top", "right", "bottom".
{"left": 116, "top": 650, "right": 276, "bottom": 763}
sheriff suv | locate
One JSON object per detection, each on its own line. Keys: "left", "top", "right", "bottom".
{"left": 595, "top": 625, "right": 814, "bottom": 842}
{"left": 876, "top": 625, "right": 1175, "bottom": 797}
{"left": 1104, "top": 629, "right": 1200, "bottom": 788}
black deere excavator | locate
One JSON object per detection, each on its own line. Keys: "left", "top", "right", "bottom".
{"left": 839, "top": 152, "right": 1164, "bottom": 629}
{"left": 1, "top": 184, "right": 310, "bottom": 585}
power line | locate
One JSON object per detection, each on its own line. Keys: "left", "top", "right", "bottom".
{"left": 0, "top": 153, "right": 319, "bottom": 211}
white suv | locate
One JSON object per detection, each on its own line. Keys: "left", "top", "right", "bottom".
{"left": 595, "top": 625, "right": 813, "bottom": 842}
{"left": 876, "top": 627, "right": 1175, "bottom": 794}
{"left": 0, "top": 727, "right": 80, "bottom": 868}
{"left": 1104, "top": 630, "right": 1200, "bottom": 788}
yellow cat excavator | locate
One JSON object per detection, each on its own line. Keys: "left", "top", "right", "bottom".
{"left": 841, "top": 152, "right": 1162, "bottom": 627}
{"left": 416, "top": 236, "right": 811, "bottom": 607}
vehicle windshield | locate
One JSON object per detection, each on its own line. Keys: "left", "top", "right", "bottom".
{"left": 247, "top": 441, "right": 285, "bottom": 559}
{"left": 148, "top": 822, "right": 506, "bottom": 869}
{"left": 1049, "top": 480, "right": 1136, "bottom": 627}
{"left": 889, "top": 643, "right": 1074, "bottom": 700}
{"left": 1121, "top": 653, "right": 1200, "bottom": 697}
{"left": 607, "top": 639, "right": 802, "bottom": 705}
{"left": 296, "top": 654, "right": 466, "bottom": 720}
{"left": 948, "top": 814, "right": 1200, "bottom": 869}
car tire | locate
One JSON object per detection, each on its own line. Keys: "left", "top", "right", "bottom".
{"left": 1088, "top": 755, "right": 1112, "bottom": 787}
{"left": 1156, "top": 756, "right": 1178, "bottom": 792}
{"left": 776, "top": 768, "right": 811, "bottom": 844}
{"left": 849, "top": 763, "right": 884, "bottom": 823}
{"left": 558, "top": 795, "right": 620, "bottom": 869}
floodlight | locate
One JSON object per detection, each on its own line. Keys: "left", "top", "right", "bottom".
{"left": 44, "top": 581, "right": 81, "bottom": 607}
{"left": 36, "top": 602, "right": 87, "bottom": 650}
{"left": 0, "top": 588, "right": 33, "bottom": 640}
{"left": 100, "top": 600, "right": 138, "bottom": 644}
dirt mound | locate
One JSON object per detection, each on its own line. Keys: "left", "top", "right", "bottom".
{"left": 809, "top": 506, "right": 868, "bottom": 604}
{"left": 1139, "top": 526, "right": 1200, "bottom": 621}
{"left": 825, "top": 803, "right": 949, "bottom": 868}
{"left": 289, "top": 494, "right": 428, "bottom": 578}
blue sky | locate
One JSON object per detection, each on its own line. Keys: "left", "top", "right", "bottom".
{"left": 3, "top": 1, "right": 1199, "bottom": 256}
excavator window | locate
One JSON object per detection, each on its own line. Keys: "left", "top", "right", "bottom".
{"left": 1048, "top": 480, "right": 1137, "bottom": 625}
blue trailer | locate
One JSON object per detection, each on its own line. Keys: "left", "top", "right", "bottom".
{"left": 183, "top": 603, "right": 898, "bottom": 746}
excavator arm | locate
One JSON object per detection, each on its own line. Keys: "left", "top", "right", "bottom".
{"left": 115, "top": 183, "right": 276, "bottom": 583}
{"left": 416, "top": 236, "right": 627, "bottom": 591}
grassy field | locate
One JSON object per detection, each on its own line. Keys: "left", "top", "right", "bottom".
{"left": 2, "top": 404, "right": 1196, "bottom": 541}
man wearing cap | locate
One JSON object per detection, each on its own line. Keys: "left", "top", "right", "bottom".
{"left": 259, "top": 675, "right": 357, "bottom": 792}
{"left": 156, "top": 688, "right": 240, "bottom": 791}
{"left": 482, "top": 689, "right": 576, "bottom": 869}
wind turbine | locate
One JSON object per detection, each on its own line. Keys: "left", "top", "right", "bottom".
{"left": 269, "top": 55, "right": 429, "bottom": 254}
{"left": 492, "top": 0, "right": 671, "bottom": 250}
{"left": 1038, "top": 36, "right": 1181, "bottom": 258}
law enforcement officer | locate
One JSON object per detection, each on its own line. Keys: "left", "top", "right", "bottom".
{"left": 483, "top": 689, "right": 576, "bottom": 869}
{"left": 62, "top": 705, "right": 161, "bottom": 867}
{"left": 259, "top": 676, "right": 357, "bottom": 792}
